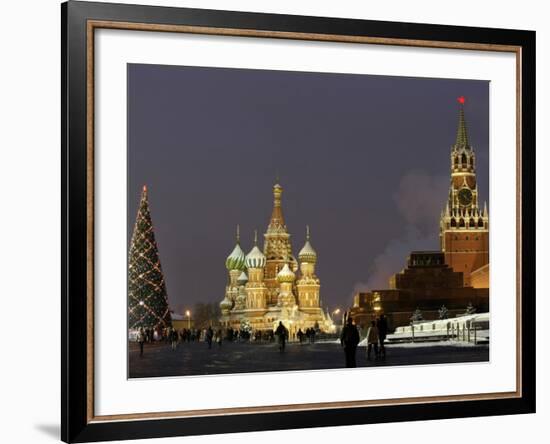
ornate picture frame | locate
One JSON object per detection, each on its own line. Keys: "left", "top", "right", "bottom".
{"left": 62, "top": 1, "right": 535, "bottom": 442}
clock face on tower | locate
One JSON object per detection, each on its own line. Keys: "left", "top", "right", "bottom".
{"left": 458, "top": 188, "right": 473, "bottom": 206}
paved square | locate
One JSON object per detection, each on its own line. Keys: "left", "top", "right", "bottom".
{"left": 128, "top": 340, "right": 489, "bottom": 378}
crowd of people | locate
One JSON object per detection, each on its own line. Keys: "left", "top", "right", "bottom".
{"left": 340, "top": 314, "right": 388, "bottom": 367}
{"left": 134, "top": 315, "right": 389, "bottom": 369}
{"left": 134, "top": 324, "right": 299, "bottom": 357}
{"left": 135, "top": 326, "right": 218, "bottom": 356}
{"left": 296, "top": 327, "right": 317, "bottom": 344}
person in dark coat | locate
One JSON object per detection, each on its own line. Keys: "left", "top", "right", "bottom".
{"left": 170, "top": 328, "right": 178, "bottom": 351}
{"left": 297, "top": 328, "right": 304, "bottom": 344}
{"left": 340, "top": 315, "right": 360, "bottom": 368}
{"left": 137, "top": 327, "right": 145, "bottom": 357}
{"left": 275, "top": 321, "right": 288, "bottom": 352}
{"left": 206, "top": 326, "right": 214, "bottom": 349}
{"left": 377, "top": 314, "right": 388, "bottom": 358}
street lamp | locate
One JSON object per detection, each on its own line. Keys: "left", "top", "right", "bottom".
{"left": 330, "top": 308, "right": 341, "bottom": 333}
{"left": 185, "top": 310, "right": 191, "bottom": 329}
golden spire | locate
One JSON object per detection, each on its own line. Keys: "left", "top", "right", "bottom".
{"left": 253, "top": 229, "right": 258, "bottom": 245}
{"left": 455, "top": 96, "right": 471, "bottom": 149}
{"left": 306, "top": 224, "right": 310, "bottom": 241}
{"left": 236, "top": 224, "right": 240, "bottom": 243}
{"left": 269, "top": 182, "right": 285, "bottom": 228}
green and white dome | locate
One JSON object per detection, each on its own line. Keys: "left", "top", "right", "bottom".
{"left": 225, "top": 243, "right": 246, "bottom": 271}
{"left": 245, "top": 230, "right": 266, "bottom": 269}
{"left": 246, "top": 245, "right": 266, "bottom": 269}
{"left": 277, "top": 263, "right": 295, "bottom": 283}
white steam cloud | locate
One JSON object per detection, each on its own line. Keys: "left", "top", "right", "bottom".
{"left": 354, "top": 170, "right": 448, "bottom": 295}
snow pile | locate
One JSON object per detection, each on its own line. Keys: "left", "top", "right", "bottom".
{"left": 385, "top": 340, "right": 488, "bottom": 349}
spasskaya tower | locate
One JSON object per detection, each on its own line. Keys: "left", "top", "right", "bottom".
{"left": 439, "top": 97, "right": 489, "bottom": 286}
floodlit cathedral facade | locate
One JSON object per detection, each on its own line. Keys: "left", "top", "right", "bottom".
{"left": 219, "top": 183, "right": 335, "bottom": 335}
{"left": 439, "top": 98, "right": 489, "bottom": 286}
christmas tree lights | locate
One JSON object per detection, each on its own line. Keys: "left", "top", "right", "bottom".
{"left": 128, "top": 185, "right": 172, "bottom": 330}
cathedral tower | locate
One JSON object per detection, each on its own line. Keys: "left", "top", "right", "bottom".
{"left": 245, "top": 231, "right": 268, "bottom": 311}
{"left": 277, "top": 263, "right": 297, "bottom": 307}
{"left": 439, "top": 97, "right": 489, "bottom": 286}
{"left": 220, "top": 225, "right": 246, "bottom": 314}
{"left": 263, "top": 182, "right": 298, "bottom": 305}
{"left": 296, "top": 226, "right": 321, "bottom": 310}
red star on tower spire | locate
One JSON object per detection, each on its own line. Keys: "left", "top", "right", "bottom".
{"left": 457, "top": 96, "right": 466, "bottom": 105}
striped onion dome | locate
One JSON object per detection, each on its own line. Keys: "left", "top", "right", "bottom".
{"left": 245, "top": 245, "right": 266, "bottom": 269}
{"left": 245, "top": 230, "right": 266, "bottom": 269}
{"left": 225, "top": 243, "right": 246, "bottom": 271}
{"left": 225, "top": 225, "right": 246, "bottom": 271}
{"left": 298, "top": 226, "right": 317, "bottom": 264}
{"left": 277, "top": 263, "right": 295, "bottom": 283}
{"left": 237, "top": 271, "right": 248, "bottom": 285}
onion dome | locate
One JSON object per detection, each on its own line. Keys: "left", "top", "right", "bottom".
{"left": 277, "top": 263, "right": 296, "bottom": 283}
{"left": 225, "top": 225, "right": 246, "bottom": 271}
{"left": 237, "top": 271, "right": 248, "bottom": 285}
{"left": 298, "top": 225, "right": 317, "bottom": 264}
{"left": 220, "top": 296, "right": 233, "bottom": 313}
{"left": 246, "top": 230, "right": 266, "bottom": 269}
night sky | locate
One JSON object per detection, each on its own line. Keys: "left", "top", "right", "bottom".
{"left": 127, "top": 64, "right": 489, "bottom": 314}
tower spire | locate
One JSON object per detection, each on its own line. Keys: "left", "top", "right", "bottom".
{"left": 236, "top": 224, "right": 240, "bottom": 243}
{"left": 253, "top": 229, "right": 258, "bottom": 245}
{"left": 269, "top": 182, "right": 285, "bottom": 228}
{"left": 306, "top": 225, "right": 310, "bottom": 241}
{"left": 455, "top": 97, "right": 470, "bottom": 148}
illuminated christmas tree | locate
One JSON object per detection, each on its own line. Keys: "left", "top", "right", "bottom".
{"left": 128, "top": 185, "right": 172, "bottom": 330}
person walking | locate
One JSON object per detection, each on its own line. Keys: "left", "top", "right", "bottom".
{"left": 216, "top": 329, "right": 223, "bottom": 347}
{"left": 275, "top": 321, "right": 288, "bottom": 352}
{"left": 366, "top": 320, "right": 380, "bottom": 360}
{"left": 340, "top": 316, "right": 360, "bottom": 368}
{"left": 137, "top": 327, "right": 145, "bottom": 357}
{"left": 206, "top": 326, "right": 214, "bottom": 349}
{"left": 297, "top": 328, "right": 304, "bottom": 344}
{"left": 377, "top": 314, "right": 388, "bottom": 359}
{"left": 170, "top": 328, "right": 178, "bottom": 351}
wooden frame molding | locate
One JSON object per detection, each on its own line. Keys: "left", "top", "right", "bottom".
{"left": 62, "top": 2, "right": 535, "bottom": 441}
{"left": 86, "top": 18, "right": 523, "bottom": 424}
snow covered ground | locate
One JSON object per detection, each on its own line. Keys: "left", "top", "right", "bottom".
{"left": 385, "top": 340, "right": 488, "bottom": 348}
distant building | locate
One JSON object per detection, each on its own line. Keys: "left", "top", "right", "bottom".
{"left": 350, "top": 251, "right": 488, "bottom": 330}
{"left": 171, "top": 312, "right": 195, "bottom": 330}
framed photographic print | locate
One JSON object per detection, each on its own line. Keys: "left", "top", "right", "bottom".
{"left": 61, "top": 1, "right": 536, "bottom": 442}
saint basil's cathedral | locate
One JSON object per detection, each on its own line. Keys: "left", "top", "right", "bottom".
{"left": 219, "top": 183, "right": 335, "bottom": 335}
